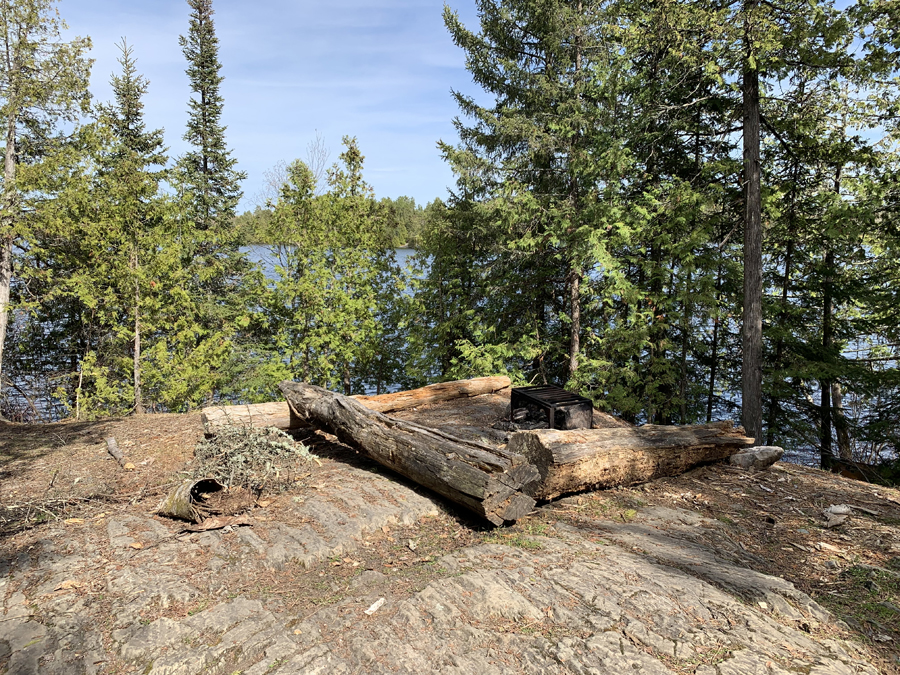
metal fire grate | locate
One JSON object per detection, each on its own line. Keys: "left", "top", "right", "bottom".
{"left": 510, "top": 385, "right": 593, "bottom": 430}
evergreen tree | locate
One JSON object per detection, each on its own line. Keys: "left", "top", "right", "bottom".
{"left": 0, "top": 0, "right": 91, "bottom": 399}
{"left": 167, "top": 0, "right": 248, "bottom": 404}
{"left": 440, "top": 0, "right": 634, "bottom": 388}
{"left": 717, "top": 0, "right": 851, "bottom": 444}
{"left": 176, "top": 0, "right": 244, "bottom": 235}
{"left": 99, "top": 41, "right": 168, "bottom": 414}
{"left": 32, "top": 41, "right": 173, "bottom": 418}
{"left": 244, "top": 138, "right": 406, "bottom": 399}
{"left": 175, "top": 0, "right": 246, "bottom": 338}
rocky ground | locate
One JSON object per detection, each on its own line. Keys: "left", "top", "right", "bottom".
{"left": 1, "top": 399, "right": 899, "bottom": 674}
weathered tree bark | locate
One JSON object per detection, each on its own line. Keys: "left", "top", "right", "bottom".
{"left": 742, "top": 1, "right": 764, "bottom": 446}
{"left": 567, "top": 266, "right": 581, "bottom": 381}
{"left": 280, "top": 381, "right": 539, "bottom": 526}
{"left": 706, "top": 264, "right": 723, "bottom": 423}
{"left": 201, "top": 401, "right": 299, "bottom": 432}
{"left": 105, "top": 436, "right": 126, "bottom": 467}
{"left": 508, "top": 421, "right": 755, "bottom": 500}
{"left": 201, "top": 376, "right": 513, "bottom": 433}
{"left": 354, "top": 376, "right": 511, "bottom": 413}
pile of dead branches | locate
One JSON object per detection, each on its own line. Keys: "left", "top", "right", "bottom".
{"left": 191, "top": 426, "right": 317, "bottom": 493}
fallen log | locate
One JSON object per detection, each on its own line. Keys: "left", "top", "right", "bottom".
{"left": 508, "top": 421, "right": 755, "bottom": 500}
{"left": 201, "top": 376, "right": 511, "bottom": 433}
{"left": 279, "top": 381, "right": 539, "bottom": 526}
{"left": 354, "top": 375, "right": 510, "bottom": 412}
{"left": 200, "top": 401, "right": 297, "bottom": 433}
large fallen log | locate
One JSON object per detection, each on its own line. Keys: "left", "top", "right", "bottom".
{"left": 280, "top": 381, "right": 539, "bottom": 526}
{"left": 508, "top": 421, "right": 755, "bottom": 500}
{"left": 354, "top": 376, "right": 510, "bottom": 413}
{"left": 201, "top": 376, "right": 511, "bottom": 433}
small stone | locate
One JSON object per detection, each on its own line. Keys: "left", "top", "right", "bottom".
{"left": 729, "top": 446, "right": 784, "bottom": 471}
{"left": 825, "top": 560, "right": 839, "bottom": 569}
{"left": 798, "top": 529, "right": 809, "bottom": 535}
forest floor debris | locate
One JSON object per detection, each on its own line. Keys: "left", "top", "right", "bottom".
{"left": 0, "top": 402, "right": 898, "bottom": 673}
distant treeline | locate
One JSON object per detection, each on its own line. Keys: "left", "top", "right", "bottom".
{"left": 234, "top": 195, "right": 436, "bottom": 250}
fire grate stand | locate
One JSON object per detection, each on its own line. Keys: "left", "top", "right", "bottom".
{"left": 510, "top": 385, "right": 593, "bottom": 430}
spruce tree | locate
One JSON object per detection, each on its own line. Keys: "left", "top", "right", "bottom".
{"left": 171, "top": 0, "right": 247, "bottom": 403}
{"left": 176, "top": 0, "right": 244, "bottom": 235}
{"left": 441, "top": 0, "right": 632, "bottom": 388}
{"left": 97, "top": 40, "right": 168, "bottom": 414}
{"left": 175, "top": 0, "right": 246, "bottom": 352}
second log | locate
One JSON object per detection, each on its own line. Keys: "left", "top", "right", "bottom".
{"left": 508, "top": 421, "right": 755, "bottom": 500}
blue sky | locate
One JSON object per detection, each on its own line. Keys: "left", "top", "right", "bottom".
{"left": 62, "top": 0, "right": 482, "bottom": 212}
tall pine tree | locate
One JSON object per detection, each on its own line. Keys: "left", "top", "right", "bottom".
{"left": 440, "top": 0, "right": 634, "bottom": 389}
{"left": 176, "top": 0, "right": 244, "bottom": 234}
{"left": 175, "top": 0, "right": 246, "bottom": 327}
{"left": 20, "top": 41, "right": 180, "bottom": 418}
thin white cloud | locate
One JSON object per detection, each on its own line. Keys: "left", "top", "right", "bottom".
{"left": 60, "top": 0, "right": 485, "bottom": 206}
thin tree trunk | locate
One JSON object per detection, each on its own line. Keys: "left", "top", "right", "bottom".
{"left": 568, "top": 266, "right": 581, "bottom": 380}
{"left": 0, "top": 104, "right": 17, "bottom": 396}
{"left": 567, "top": 4, "right": 584, "bottom": 384}
{"left": 741, "top": 2, "right": 763, "bottom": 445}
{"left": 766, "top": 238, "right": 793, "bottom": 445}
{"left": 821, "top": 247, "right": 833, "bottom": 463}
{"left": 133, "top": 250, "right": 143, "bottom": 414}
{"left": 832, "top": 381, "right": 852, "bottom": 460}
{"left": 680, "top": 269, "right": 692, "bottom": 424}
{"left": 648, "top": 244, "right": 668, "bottom": 425}
{"left": 706, "top": 264, "right": 724, "bottom": 423}
{"left": 821, "top": 162, "right": 842, "bottom": 466}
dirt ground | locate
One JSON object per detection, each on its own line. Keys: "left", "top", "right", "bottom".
{"left": 1, "top": 397, "right": 899, "bottom": 673}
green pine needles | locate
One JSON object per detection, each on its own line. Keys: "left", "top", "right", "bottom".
{"left": 176, "top": 0, "right": 245, "bottom": 236}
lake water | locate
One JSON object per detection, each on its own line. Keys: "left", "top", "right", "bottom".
{"left": 242, "top": 245, "right": 419, "bottom": 280}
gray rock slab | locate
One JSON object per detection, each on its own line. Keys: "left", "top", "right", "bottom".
{"left": 182, "top": 597, "right": 267, "bottom": 633}
{"left": 579, "top": 506, "right": 834, "bottom": 623}
{"left": 230, "top": 469, "right": 439, "bottom": 570}
{"left": 118, "top": 617, "right": 197, "bottom": 661}
{"left": 4, "top": 456, "right": 880, "bottom": 675}
{"left": 126, "top": 533, "right": 869, "bottom": 675}
{"left": 730, "top": 446, "right": 785, "bottom": 470}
